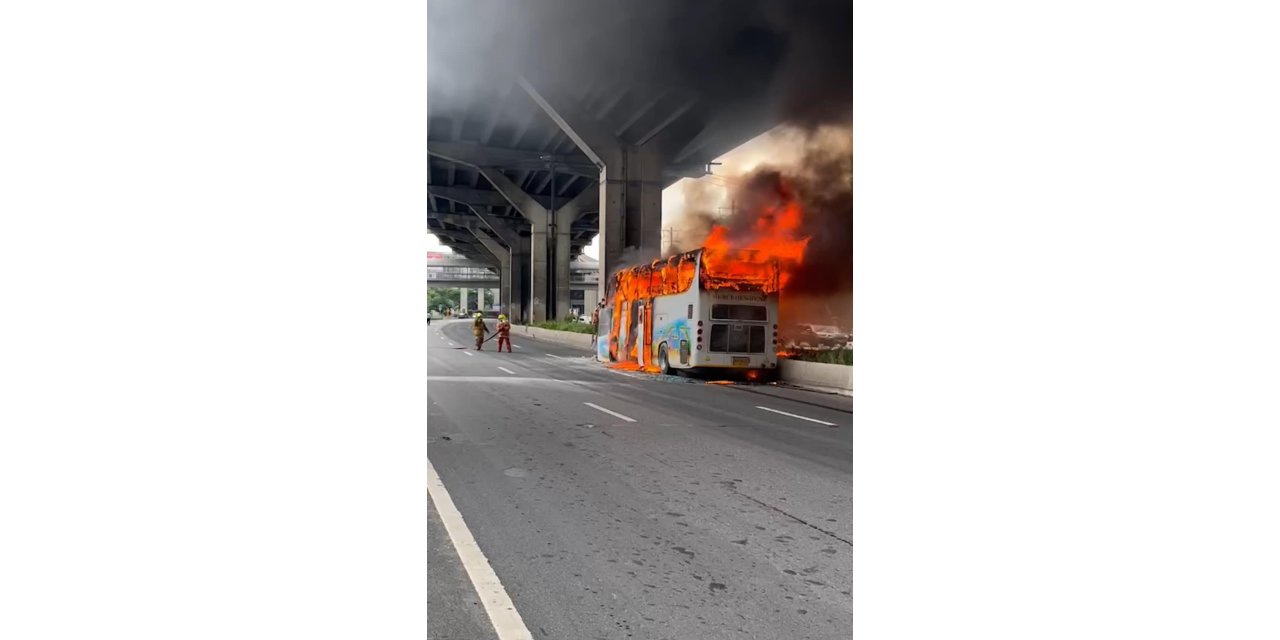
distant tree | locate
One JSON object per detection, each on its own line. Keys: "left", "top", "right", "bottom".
{"left": 427, "top": 287, "right": 460, "bottom": 313}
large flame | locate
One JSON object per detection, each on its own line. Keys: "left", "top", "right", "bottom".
{"left": 602, "top": 176, "right": 811, "bottom": 370}
{"left": 700, "top": 179, "right": 809, "bottom": 292}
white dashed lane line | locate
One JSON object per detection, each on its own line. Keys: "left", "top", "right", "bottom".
{"left": 497, "top": 366, "right": 516, "bottom": 375}
{"left": 546, "top": 354, "right": 563, "bottom": 359}
{"left": 583, "top": 402, "right": 636, "bottom": 423}
{"left": 462, "top": 351, "right": 474, "bottom": 357}
{"left": 755, "top": 405, "right": 838, "bottom": 427}
{"left": 513, "top": 345, "right": 522, "bottom": 349}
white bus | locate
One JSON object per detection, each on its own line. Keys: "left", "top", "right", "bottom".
{"left": 595, "top": 249, "right": 780, "bottom": 376}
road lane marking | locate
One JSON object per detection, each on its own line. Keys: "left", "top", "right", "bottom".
{"left": 546, "top": 354, "right": 563, "bottom": 359}
{"left": 513, "top": 345, "right": 522, "bottom": 349}
{"left": 497, "top": 366, "right": 516, "bottom": 375}
{"left": 462, "top": 351, "right": 474, "bottom": 357}
{"left": 583, "top": 402, "right": 636, "bottom": 423}
{"left": 755, "top": 405, "right": 837, "bottom": 426}
{"left": 427, "top": 376, "right": 604, "bottom": 384}
{"left": 428, "top": 461, "right": 535, "bottom": 640}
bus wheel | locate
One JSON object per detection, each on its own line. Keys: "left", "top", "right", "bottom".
{"left": 658, "top": 344, "right": 673, "bottom": 375}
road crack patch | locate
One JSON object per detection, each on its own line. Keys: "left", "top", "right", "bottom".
{"left": 721, "top": 481, "right": 851, "bottom": 546}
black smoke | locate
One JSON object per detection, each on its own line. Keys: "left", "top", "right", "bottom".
{"left": 428, "top": 0, "right": 852, "bottom": 133}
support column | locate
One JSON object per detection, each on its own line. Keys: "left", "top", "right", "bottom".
{"left": 597, "top": 144, "right": 663, "bottom": 281}
{"left": 477, "top": 167, "right": 553, "bottom": 324}
{"left": 529, "top": 216, "right": 549, "bottom": 324}
{"left": 553, "top": 185, "right": 597, "bottom": 321}
{"left": 554, "top": 208, "right": 574, "bottom": 321}
{"left": 469, "top": 227, "right": 512, "bottom": 320}
{"left": 514, "top": 236, "right": 531, "bottom": 324}
{"left": 517, "top": 76, "right": 662, "bottom": 286}
{"left": 459, "top": 287, "right": 469, "bottom": 314}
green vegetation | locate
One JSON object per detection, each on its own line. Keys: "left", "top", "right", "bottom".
{"left": 783, "top": 349, "right": 851, "bottom": 366}
{"left": 533, "top": 319, "right": 595, "bottom": 334}
{"left": 426, "top": 288, "right": 459, "bottom": 313}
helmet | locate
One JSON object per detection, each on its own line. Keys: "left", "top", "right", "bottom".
{"left": 499, "top": 314, "right": 507, "bottom": 321}
{"left": 474, "top": 312, "right": 482, "bottom": 318}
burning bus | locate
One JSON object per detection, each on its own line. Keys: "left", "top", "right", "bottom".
{"left": 596, "top": 248, "right": 782, "bottom": 376}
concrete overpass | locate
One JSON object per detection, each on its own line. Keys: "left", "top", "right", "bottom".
{"left": 428, "top": 0, "right": 850, "bottom": 324}
{"left": 429, "top": 253, "right": 602, "bottom": 317}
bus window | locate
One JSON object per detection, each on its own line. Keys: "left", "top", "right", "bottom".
{"left": 711, "top": 304, "right": 767, "bottom": 322}
{"left": 709, "top": 324, "right": 767, "bottom": 353}
{"left": 687, "top": 304, "right": 693, "bottom": 319}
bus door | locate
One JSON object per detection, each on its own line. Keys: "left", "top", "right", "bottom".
{"left": 640, "top": 298, "right": 654, "bottom": 367}
{"left": 624, "top": 300, "right": 638, "bottom": 362}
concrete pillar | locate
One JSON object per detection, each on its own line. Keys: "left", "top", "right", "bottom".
{"left": 554, "top": 208, "right": 574, "bottom": 321}
{"left": 513, "top": 236, "right": 530, "bottom": 324}
{"left": 529, "top": 216, "right": 549, "bottom": 324}
{"left": 470, "top": 228, "right": 512, "bottom": 320}
{"left": 597, "top": 144, "right": 663, "bottom": 283}
{"left": 515, "top": 77, "right": 662, "bottom": 286}
{"left": 459, "top": 287, "right": 469, "bottom": 314}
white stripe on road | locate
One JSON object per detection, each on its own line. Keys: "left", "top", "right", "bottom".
{"left": 428, "top": 376, "right": 604, "bottom": 384}
{"left": 497, "top": 366, "right": 516, "bottom": 375}
{"left": 546, "top": 354, "right": 563, "bottom": 359}
{"left": 427, "top": 461, "right": 534, "bottom": 640}
{"left": 755, "top": 405, "right": 837, "bottom": 426}
{"left": 462, "top": 351, "right": 474, "bottom": 357}
{"left": 513, "top": 344, "right": 522, "bottom": 349}
{"left": 583, "top": 402, "right": 636, "bottom": 423}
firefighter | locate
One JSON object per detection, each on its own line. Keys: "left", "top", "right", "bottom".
{"left": 472, "top": 312, "right": 488, "bottom": 350}
{"left": 496, "top": 314, "right": 512, "bottom": 353}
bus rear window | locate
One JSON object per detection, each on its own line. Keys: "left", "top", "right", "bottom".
{"left": 709, "top": 324, "right": 766, "bottom": 354}
{"left": 710, "top": 304, "right": 767, "bottom": 322}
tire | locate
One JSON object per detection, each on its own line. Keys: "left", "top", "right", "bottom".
{"left": 658, "top": 343, "right": 672, "bottom": 375}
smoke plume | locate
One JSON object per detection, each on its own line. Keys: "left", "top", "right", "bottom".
{"left": 665, "top": 124, "right": 852, "bottom": 328}
{"left": 429, "top": 0, "right": 852, "bottom": 134}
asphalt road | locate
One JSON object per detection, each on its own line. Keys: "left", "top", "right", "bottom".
{"left": 428, "top": 319, "right": 852, "bottom": 640}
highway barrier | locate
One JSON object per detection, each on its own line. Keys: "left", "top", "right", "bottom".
{"left": 514, "top": 324, "right": 594, "bottom": 349}
{"left": 514, "top": 323, "right": 852, "bottom": 395}
{"left": 778, "top": 359, "right": 852, "bottom": 395}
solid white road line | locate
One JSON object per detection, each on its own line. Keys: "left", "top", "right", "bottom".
{"left": 546, "top": 354, "right": 563, "bottom": 359}
{"left": 497, "top": 366, "right": 516, "bottom": 375}
{"left": 756, "top": 405, "right": 837, "bottom": 426}
{"left": 462, "top": 351, "right": 474, "bottom": 357}
{"left": 583, "top": 402, "right": 636, "bottom": 423}
{"left": 427, "top": 461, "right": 535, "bottom": 640}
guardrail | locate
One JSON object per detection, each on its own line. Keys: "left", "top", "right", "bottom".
{"left": 511, "top": 325, "right": 852, "bottom": 394}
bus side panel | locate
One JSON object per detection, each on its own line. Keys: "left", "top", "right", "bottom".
{"left": 651, "top": 289, "right": 697, "bottom": 369}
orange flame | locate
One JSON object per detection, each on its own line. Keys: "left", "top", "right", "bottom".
{"left": 701, "top": 179, "right": 809, "bottom": 293}
{"left": 602, "top": 177, "right": 811, "bottom": 370}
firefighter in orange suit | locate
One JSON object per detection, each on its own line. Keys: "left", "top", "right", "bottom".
{"left": 496, "top": 314, "right": 512, "bottom": 353}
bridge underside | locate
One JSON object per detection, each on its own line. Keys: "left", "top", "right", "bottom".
{"left": 428, "top": 0, "right": 850, "bottom": 323}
